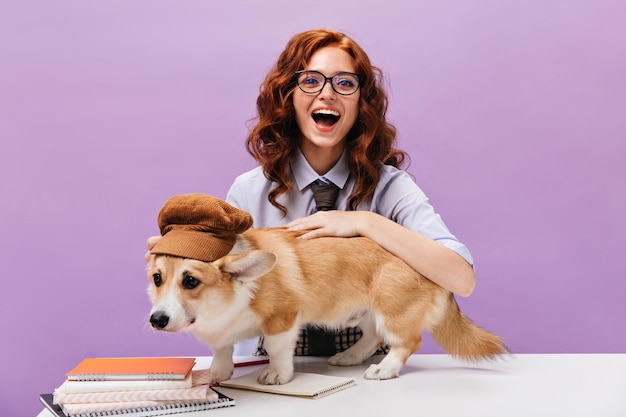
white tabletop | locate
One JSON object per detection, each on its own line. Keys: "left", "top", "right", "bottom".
{"left": 38, "top": 354, "right": 626, "bottom": 417}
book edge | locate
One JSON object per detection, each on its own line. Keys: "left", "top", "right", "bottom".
{"left": 40, "top": 394, "right": 66, "bottom": 417}
{"left": 62, "top": 372, "right": 193, "bottom": 394}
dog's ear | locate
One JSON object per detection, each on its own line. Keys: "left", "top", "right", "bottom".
{"left": 219, "top": 250, "right": 277, "bottom": 284}
{"left": 146, "top": 253, "right": 156, "bottom": 271}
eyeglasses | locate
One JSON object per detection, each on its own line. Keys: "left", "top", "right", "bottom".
{"left": 294, "top": 70, "right": 361, "bottom": 96}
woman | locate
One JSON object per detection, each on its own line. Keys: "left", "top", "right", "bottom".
{"left": 149, "top": 28, "right": 476, "bottom": 356}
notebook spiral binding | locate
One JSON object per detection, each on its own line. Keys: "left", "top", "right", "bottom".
{"left": 74, "top": 398, "right": 234, "bottom": 416}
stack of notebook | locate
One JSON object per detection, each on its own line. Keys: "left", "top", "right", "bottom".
{"left": 39, "top": 357, "right": 235, "bottom": 417}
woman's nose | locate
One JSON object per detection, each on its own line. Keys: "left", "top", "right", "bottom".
{"left": 318, "top": 81, "right": 337, "bottom": 100}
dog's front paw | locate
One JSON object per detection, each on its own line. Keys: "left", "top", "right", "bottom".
{"left": 208, "top": 365, "right": 234, "bottom": 384}
{"left": 363, "top": 363, "right": 399, "bottom": 380}
{"left": 256, "top": 368, "right": 293, "bottom": 385}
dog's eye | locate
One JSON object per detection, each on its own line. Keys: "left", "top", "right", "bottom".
{"left": 182, "top": 275, "right": 200, "bottom": 290}
{"left": 153, "top": 273, "right": 162, "bottom": 287}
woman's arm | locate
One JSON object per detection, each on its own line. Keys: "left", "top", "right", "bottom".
{"left": 286, "top": 210, "right": 476, "bottom": 297}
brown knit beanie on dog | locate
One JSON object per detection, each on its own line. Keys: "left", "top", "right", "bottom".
{"left": 150, "top": 193, "right": 253, "bottom": 262}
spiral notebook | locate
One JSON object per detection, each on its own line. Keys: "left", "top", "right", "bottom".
{"left": 219, "top": 369, "right": 356, "bottom": 399}
{"left": 66, "top": 357, "right": 196, "bottom": 381}
{"left": 39, "top": 388, "right": 235, "bottom": 417}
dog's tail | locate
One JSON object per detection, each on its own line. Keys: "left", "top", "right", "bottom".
{"left": 431, "top": 293, "right": 508, "bottom": 361}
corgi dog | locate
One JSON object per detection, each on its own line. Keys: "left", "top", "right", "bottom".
{"left": 147, "top": 226, "right": 507, "bottom": 385}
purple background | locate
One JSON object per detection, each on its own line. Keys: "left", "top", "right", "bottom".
{"left": 2, "top": 1, "right": 625, "bottom": 416}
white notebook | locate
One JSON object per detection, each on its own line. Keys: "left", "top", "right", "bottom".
{"left": 219, "top": 369, "right": 356, "bottom": 399}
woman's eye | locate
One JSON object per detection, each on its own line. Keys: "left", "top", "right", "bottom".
{"left": 305, "top": 77, "right": 320, "bottom": 85}
{"left": 337, "top": 78, "right": 354, "bottom": 87}
{"left": 183, "top": 275, "right": 200, "bottom": 289}
{"left": 153, "top": 273, "right": 162, "bottom": 287}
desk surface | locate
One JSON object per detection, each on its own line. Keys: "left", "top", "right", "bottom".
{"left": 38, "top": 354, "right": 626, "bottom": 417}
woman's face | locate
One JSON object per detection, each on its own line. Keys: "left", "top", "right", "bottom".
{"left": 293, "top": 46, "right": 360, "bottom": 169}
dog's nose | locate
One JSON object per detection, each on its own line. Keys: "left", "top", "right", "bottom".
{"left": 150, "top": 313, "right": 169, "bottom": 329}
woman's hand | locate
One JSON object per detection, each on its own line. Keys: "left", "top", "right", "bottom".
{"left": 286, "top": 210, "right": 372, "bottom": 239}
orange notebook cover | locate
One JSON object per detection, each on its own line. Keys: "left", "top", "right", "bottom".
{"left": 66, "top": 357, "right": 196, "bottom": 381}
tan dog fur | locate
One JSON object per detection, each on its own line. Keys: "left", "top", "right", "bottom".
{"left": 147, "top": 227, "right": 507, "bottom": 385}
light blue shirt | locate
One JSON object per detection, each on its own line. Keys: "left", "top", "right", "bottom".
{"left": 226, "top": 149, "right": 473, "bottom": 355}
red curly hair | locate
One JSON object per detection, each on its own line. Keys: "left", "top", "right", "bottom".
{"left": 246, "top": 28, "right": 408, "bottom": 215}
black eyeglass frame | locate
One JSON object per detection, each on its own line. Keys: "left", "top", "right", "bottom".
{"left": 294, "top": 70, "right": 362, "bottom": 96}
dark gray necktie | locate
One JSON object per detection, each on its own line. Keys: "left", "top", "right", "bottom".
{"left": 306, "top": 179, "right": 340, "bottom": 356}
{"left": 310, "top": 180, "right": 340, "bottom": 211}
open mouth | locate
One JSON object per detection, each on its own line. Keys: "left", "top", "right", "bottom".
{"left": 312, "top": 109, "right": 340, "bottom": 127}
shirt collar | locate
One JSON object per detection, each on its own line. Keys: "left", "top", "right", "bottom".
{"left": 291, "top": 148, "right": 350, "bottom": 191}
